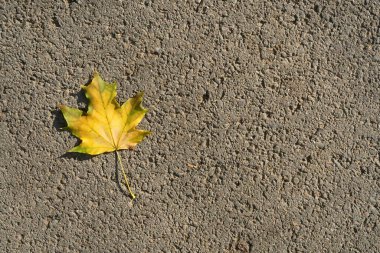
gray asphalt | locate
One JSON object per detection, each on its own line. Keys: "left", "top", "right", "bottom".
{"left": 1, "top": 1, "right": 379, "bottom": 252}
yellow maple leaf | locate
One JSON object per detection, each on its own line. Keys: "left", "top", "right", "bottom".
{"left": 59, "top": 72, "right": 151, "bottom": 199}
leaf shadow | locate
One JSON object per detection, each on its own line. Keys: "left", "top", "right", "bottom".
{"left": 59, "top": 152, "right": 93, "bottom": 161}
{"left": 52, "top": 73, "right": 93, "bottom": 131}
{"left": 76, "top": 89, "right": 88, "bottom": 111}
{"left": 51, "top": 108, "right": 89, "bottom": 161}
{"left": 76, "top": 73, "right": 94, "bottom": 108}
{"left": 51, "top": 108, "right": 67, "bottom": 130}
{"left": 52, "top": 74, "right": 95, "bottom": 160}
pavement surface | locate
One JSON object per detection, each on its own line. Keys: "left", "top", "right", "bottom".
{"left": 1, "top": 1, "right": 380, "bottom": 252}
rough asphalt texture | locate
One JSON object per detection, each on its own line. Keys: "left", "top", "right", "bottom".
{"left": 1, "top": 1, "right": 380, "bottom": 252}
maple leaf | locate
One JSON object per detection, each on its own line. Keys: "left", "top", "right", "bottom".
{"left": 59, "top": 72, "right": 151, "bottom": 199}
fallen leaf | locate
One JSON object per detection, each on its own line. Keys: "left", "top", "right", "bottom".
{"left": 59, "top": 71, "right": 151, "bottom": 199}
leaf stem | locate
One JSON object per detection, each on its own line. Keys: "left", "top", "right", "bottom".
{"left": 116, "top": 150, "right": 136, "bottom": 199}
